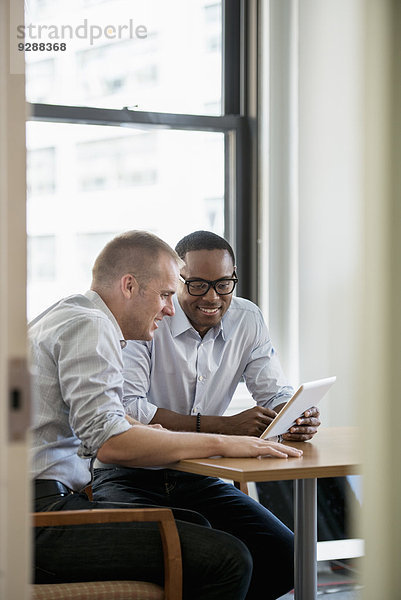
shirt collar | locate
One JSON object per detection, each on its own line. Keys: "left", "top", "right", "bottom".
{"left": 84, "top": 290, "right": 127, "bottom": 349}
{"left": 170, "top": 296, "right": 193, "bottom": 337}
{"left": 171, "top": 295, "right": 226, "bottom": 341}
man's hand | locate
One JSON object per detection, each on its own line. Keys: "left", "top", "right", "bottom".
{"left": 281, "top": 406, "right": 321, "bottom": 442}
{"left": 220, "top": 436, "right": 303, "bottom": 459}
{"left": 225, "top": 406, "right": 278, "bottom": 436}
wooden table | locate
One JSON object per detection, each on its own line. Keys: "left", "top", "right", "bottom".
{"left": 171, "top": 427, "right": 360, "bottom": 600}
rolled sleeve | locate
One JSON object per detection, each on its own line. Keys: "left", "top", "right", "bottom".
{"left": 77, "top": 413, "right": 132, "bottom": 459}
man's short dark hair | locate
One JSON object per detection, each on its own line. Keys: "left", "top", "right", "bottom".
{"left": 175, "top": 231, "right": 236, "bottom": 265}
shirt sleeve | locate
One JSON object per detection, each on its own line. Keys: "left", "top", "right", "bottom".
{"left": 56, "top": 314, "right": 132, "bottom": 458}
{"left": 242, "top": 308, "right": 294, "bottom": 410}
{"left": 122, "top": 340, "right": 158, "bottom": 424}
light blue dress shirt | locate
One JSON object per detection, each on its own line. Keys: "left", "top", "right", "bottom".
{"left": 122, "top": 295, "right": 293, "bottom": 422}
{"left": 29, "top": 290, "right": 131, "bottom": 490}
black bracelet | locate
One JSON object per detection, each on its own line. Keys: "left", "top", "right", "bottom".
{"left": 196, "top": 412, "right": 201, "bottom": 433}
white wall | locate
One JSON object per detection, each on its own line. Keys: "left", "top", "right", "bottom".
{"left": 297, "top": 0, "right": 365, "bottom": 427}
{"left": 261, "top": 0, "right": 365, "bottom": 427}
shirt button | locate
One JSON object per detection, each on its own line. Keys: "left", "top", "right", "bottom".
{"left": 198, "top": 375, "right": 205, "bottom": 382}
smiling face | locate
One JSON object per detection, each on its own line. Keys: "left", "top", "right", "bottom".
{"left": 121, "top": 253, "right": 179, "bottom": 341}
{"left": 177, "top": 249, "right": 235, "bottom": 337}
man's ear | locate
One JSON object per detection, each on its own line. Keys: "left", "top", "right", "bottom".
{"left": 120, "top": 273, "right": 138, "bottom": 299}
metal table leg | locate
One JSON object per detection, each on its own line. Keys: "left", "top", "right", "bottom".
{"left": 294, "top": 478, "right": 317, "bottom": 600}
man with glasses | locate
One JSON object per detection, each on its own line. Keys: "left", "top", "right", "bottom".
{"left": 93, "top": 230, "right": 319, "bottom": 600}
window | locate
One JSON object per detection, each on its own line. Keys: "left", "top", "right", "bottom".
{"left": 26, "top": 121, "right": 224, "bottom": 318}
{"left": 25, "top": 0, "right": 252, "bottom": 318}
{"left": 25, "top": 0, "right": 222, "bottom": 115}
{"left": 76, "top": 133, "right": 158, "bottom": 191}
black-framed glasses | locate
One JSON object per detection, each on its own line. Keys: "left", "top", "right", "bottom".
{"left": 179, "top": 271, "right": 238, "bottom": 296}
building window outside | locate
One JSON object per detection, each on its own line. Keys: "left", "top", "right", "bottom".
{"left": 28, "top": 235, "right": 56, "bottom": 282}
{"left": 27, "top": 146, "right": 56, "bottom": 195}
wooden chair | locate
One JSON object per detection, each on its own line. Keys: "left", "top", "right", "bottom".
{"left": 32, "top": 507, "right": 182, "bottom": 600}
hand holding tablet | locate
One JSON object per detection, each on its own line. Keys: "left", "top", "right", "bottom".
{"left": 260, "top": 377, "right": 337, "bottom": 440}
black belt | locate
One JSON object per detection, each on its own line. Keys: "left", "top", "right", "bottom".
{"left": 34, "top": 479, "right": 75, "bottom": 500}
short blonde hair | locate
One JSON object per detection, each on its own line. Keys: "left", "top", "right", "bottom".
{"left": 92, "top": 230, "right": 182, "bottom": 288}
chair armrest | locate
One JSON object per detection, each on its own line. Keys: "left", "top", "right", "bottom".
{"left": 33, "top": 508, "right": 182, "bottom": 600}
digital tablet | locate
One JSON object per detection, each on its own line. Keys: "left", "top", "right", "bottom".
{"left": 260, "top": 376, "right": 337, "bottom": 439}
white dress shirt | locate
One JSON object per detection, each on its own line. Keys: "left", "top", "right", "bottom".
{"left": 122, "top": 295, "right": 293, "bottom": 422}
{"left": 29, "top": 290, "right": 131, "bottom": 490}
